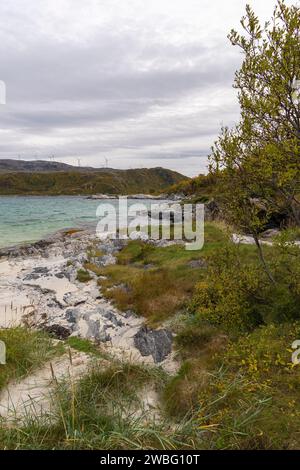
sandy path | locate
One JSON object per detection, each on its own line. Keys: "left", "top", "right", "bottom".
{"left": 0, "top": 348, "right": 163, "bottom": 423}
{"left": 0, "top": 350, "right": 95, "bottom": 421}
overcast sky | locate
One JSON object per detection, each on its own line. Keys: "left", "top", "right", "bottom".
{"left": 0, "top": 0, "right": 294, "bottom": 176}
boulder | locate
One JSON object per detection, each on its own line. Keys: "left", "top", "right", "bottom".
{"left": 187, "top": 259, "right": 207, "bottom": 268}
{"left": 44, "top": 324, "right": 71, "bottom": 339}
{"left": 65, "top": 308, "right": 81, "bottom": 324}
{"left": 134, "top": 327, "right": 172, "bottom": 363}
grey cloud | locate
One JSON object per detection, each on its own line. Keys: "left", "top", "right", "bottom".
{"left": 1, "top": 36, "right": 238, "bottom": 103}
{"left": 0, "top": 0, "right": 246, "bottom": 175}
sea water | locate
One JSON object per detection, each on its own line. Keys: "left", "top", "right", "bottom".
{"left": 0, "top": 196, "right": 156, "bottom": 248}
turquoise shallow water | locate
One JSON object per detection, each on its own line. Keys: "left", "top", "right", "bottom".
{"left": 0, "top": 196, "right": 155, "bottom": 248}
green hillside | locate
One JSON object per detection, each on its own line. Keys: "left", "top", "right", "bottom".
{"left": 0, "top": 167, "right": 188, "bottom": 195}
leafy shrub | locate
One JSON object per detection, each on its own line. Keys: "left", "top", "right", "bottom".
{"left": 189, "top": 245, "right": 264, "bottom": 332}
{"left": 189, "top": 239, "right": 300, "bottom": 332}
{"left": 197, "top": 322, "right": 300, "bottom": 449}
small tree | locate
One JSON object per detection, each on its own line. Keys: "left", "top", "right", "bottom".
{"left": 210, "top": 1, "right": 300, "bottom": 283}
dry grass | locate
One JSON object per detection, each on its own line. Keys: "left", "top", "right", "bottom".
{"left": 101, "top": 267, "right": 198, "bottom": 325}
{"left": 95, "top": 223, "right": 227, "bottom": 324}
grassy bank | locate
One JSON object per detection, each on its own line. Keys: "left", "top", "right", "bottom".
{"left": 88, "top": 223, "right": 300, "bottom": 448}
{"left": 0, "top": 327, "right": 64, "bottom": 390}
{"left": 0, "top": 350, "right": 199, "bottom": 450}
{"left": 88, "top": 223, "right": 227, "bottom": 325}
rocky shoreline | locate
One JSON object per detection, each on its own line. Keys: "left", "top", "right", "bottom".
{"left": 0, "top": 228, "right": 177, "bottom": 371}
{"left": 86, "top": 193, "right": 183, "bottom": 200}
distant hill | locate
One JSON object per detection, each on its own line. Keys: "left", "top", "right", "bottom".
{"left": 0, "top": 159, "right": 95, "bottom": 173}
{"left": 0, "top": 161, "right": 188, "bottom": 195}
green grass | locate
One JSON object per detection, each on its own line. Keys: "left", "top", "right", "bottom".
{"left": 0, "top": 327, "right": 64, "bottom": 390}
{"left": 175, "top": 322, "right": 220, "bottom": 358}
{"left": 95, "top": 223, "right": 229, "bottom": 325}
{"left": 66, "top": 337, "right": 106, "bottom": 358}
{"left": 196, "top": 322, "right": 300, "bottom": 449}
{"left": 4, "top": 325, "right": 292, "bottom": 449}
{"left": 70, "top": 361, "right": 165, "bottom": 402}
{"left": 76, "top": 269, "right": 92, "bottom": 283}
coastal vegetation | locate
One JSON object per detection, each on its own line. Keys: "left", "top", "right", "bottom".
{"left": 0, "top": 350, "right": 197, "bottom": 450}
{"left": 93, "top": 224, "right": 226, "bottom": 325}
{"left": 0, "top": 328, "right": 64, "bottom": 390}
{"left": 1, "top": 220, "right": 300, "bottom": 449}
{"left": 0, "top": 0, "right": 299, "bottom": 451}
{"left": 165, "top": 172, "right": 217, "bottom": 202}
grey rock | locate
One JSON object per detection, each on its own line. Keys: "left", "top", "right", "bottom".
{"left": 65, "top": 308, "right": 81, "bottom": 324}
{"left": 63, "top": 292, "right": 88, "bottom": 306}
{"left": 47, "top": 302, "right": 60, "bottom": 309}
{"left": 33, "top": 267, "right": 50, "bottom": 274}
{"left": 84, "top": 316, "right": 111, "bottom": 342}
{"left": 24, "top": 266, "right": 51, "bottom": 280}
{"left": 89, "top": 288, "right": 102, "bottom": 300}
{"left": 54, "top": 271, "right": 67, "bottom": 279}
{"left": 76, "top": 253, "right": 88, "bottom": 264}
{"left": 123, "top": 310, "right": 134, "bottom": 318}
{"left": 103, "top": 310, "right": 124, "bottom": 327}
{"left": 24, "top": 273, "right": 41, "bottom": 281}
{"left": 68, "top": 253, "right": 87, "bottom": 266}
{"left": 44, "top": 324, "right": 71, "bottom": 339}
{"left": 134, "top": 327, "right": 172, "bottom": 363}
{"left": 187, "top": 259, "right": 207, "bottom": 268}
{"left": 98, "top": 330, "right": 111, "bottom": 342}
